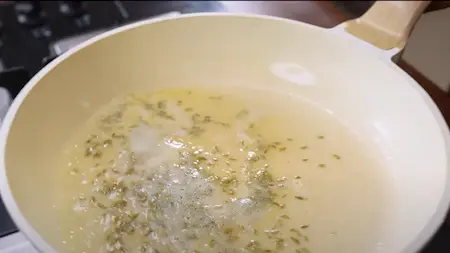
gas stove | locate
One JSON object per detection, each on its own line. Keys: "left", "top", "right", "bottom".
{"left": 0, "top": 1, "right": 224, "bottom": 252}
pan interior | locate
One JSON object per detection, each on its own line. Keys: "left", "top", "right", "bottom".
{"left": 2, "top": 15, "right": 447, "bottom": 253}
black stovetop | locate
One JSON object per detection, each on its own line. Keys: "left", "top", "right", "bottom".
{"left": 0, "top": 1, "right": 448, "bottom": 252}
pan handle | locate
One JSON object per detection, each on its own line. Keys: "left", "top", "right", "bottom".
{"left": 344, "top": 1, "right": 430, "bottom": 51}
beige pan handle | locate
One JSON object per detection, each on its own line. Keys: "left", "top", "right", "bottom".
{"left": 345, "top": 1, "right": 431, "bottom": 51}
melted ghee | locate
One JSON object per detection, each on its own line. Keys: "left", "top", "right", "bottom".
{"left": 53, "top": 87, "right": 390, "bottom": 253}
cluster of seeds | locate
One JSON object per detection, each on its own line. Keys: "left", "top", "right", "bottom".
{"left": 67, "top": 91, "right": 342, "bottom": 253}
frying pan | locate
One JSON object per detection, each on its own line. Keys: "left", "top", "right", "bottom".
{"left": 0, "top": 1, "right": 448, "bottom": 253}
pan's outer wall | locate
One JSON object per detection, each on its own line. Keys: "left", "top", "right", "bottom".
{"left": 0, "top": 14, "right": 448, "bottom": 253}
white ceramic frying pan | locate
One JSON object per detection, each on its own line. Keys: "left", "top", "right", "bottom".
{"left": 1, "top": 1, "right": 449, "bottom": 253}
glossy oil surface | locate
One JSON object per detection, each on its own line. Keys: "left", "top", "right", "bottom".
{"left": 52, "top": 87, "right": 390, "bottom": 253}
